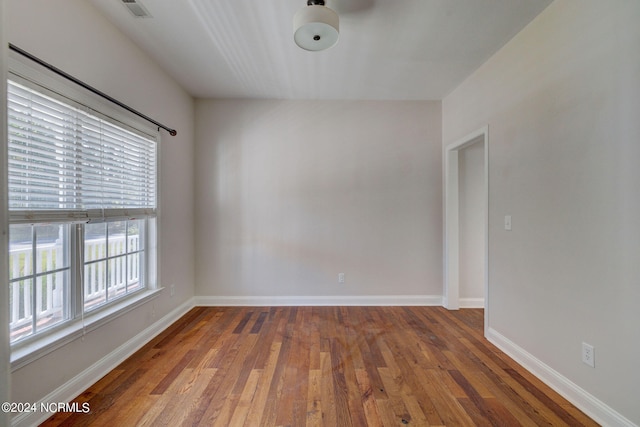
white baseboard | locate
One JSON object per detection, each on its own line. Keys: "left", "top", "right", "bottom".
{"left": 486, "top": 327, "right": 637, "bottom": 427}
{"left": 459, "top": 298, "right": 484, "bottom": 308}
{"left": 194, "top": 294, "right": 443, "bottom": 307}
{"left": 12, "top": 298, "right": 196, "bottom": 427}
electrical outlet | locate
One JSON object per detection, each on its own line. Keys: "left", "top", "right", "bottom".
{"left": 170, "top": 284, "right": 175, "bottom": 297}
{"left": 582, "top": 342, "right": 595, "bottom": 368}
{"left": 338, "top": 273, "right": 345, "bottom": 284}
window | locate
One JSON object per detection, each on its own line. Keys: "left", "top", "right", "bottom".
{"left": 9, "top": 223, "right": 71, "bottom": 342}
{"left": 7, "top": 74, "right": 158, "bottom": 347}
{"left": 83, "top": 220, "right": 145, "bottom": 311}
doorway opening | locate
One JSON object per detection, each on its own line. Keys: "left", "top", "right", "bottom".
{"left": 444, "top": 126, "right": 488, "bottom": 332}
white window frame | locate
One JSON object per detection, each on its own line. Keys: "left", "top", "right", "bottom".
{"left": 7, "top": 54, "right": 162, "bottom": 370}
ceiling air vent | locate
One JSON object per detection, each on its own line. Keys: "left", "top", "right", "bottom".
{"left": 121, "top": 0, "right": 151, "bottom": 18}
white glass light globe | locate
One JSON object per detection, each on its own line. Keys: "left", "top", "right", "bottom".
{"left": 293, "top": 5, "right": 339, "bottom": 51}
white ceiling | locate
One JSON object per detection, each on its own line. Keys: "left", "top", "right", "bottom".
{"left": 89, "top": 0, "right": 552, "bottom": 100}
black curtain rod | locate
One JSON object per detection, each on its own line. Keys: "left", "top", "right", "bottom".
{"left": 8, "top": 43, "right": 177, "bottom": 136}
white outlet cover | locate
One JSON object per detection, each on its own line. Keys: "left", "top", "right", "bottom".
{"left": 582, "top": 342, "right": 595, "bottom": 368}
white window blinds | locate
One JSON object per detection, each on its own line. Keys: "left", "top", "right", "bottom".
{"left": 7, "top": 80, "right": 157, "bottom": 222}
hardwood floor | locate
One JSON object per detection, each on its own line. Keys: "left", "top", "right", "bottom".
{"left": 41, "top": 306, "right": 597, "bottom": 426}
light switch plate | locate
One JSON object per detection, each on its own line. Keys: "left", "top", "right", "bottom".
{"left": 504, "top": 215, "right": 512, "bottom": 231}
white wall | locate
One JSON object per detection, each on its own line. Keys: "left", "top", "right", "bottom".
{"left": 0, "top": 1, "right": 12, "bottom": 425}
{"left": 6, "top": 0, "right": 195, "bottom": 410}
{"left": 443, "top": 0, "right": 640, "bottom": 424}
{"left": 195, "top": 100, "right": 442, "bottom": 302}
{"left": 458, "top": 141, "right": 485, "bottom": 301}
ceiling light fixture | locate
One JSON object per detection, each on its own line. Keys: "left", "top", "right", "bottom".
{"left": 293, "top": 0, "right": 339, "bottom": 51}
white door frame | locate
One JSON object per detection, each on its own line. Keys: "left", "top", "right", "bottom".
{"left": 444, "top": 126, "right": 489, "bottom": 327}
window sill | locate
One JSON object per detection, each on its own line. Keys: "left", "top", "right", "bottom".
{"left": 10, "top": 288, "right": 163, "bottom": 371}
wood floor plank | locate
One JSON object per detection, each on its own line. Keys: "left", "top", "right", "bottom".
{"left": 355, "top": 368, "right": 384, "bottom": 427}
{"left": 108, "top": 395, "right": 159, "bottom": 427}
{"left": 259, "top": 316, "right": 294, "bottom": 427}
{"left": 305, "top": 369, "right": 323, "bottom": 427}
{"left": 330, "top": 337, "right": 355, "bottom": 427}
{"left": 199, "top": 333, "right": 260, "bottom": 425}
{"left": 451, "top": 368, "right": 524, "bottom": 426}
{"left": 454, "top": 337, "right": 564, "bottom": 426}
{"left": 291, "top": 314, "right": 312, "bottom": 426}
{"left": 380, "top": 332, "right": 444, "bottom": 425}
{"left": 150, "top": 349, "right": 197, "bottom": 395}
{"left": 163, "top": 368, "right": 219, "bottom": 427}
{"left": 457, "top": 397, "right": 494, "bottom": 427}
{"left": 244, "top": 342, "right": 282, "bottom": 427}
{"left": 372, "top": 398, "right": 402, "bottom": 427}
{"left": 319, "top": 350, "right": 338, "bottom": 427}
{"left": 355, "top": 326, "right": 390, "bottom": 401}
{"left": 504, "top": 367, "right": 588, "bottom": 426}
{"left": 443, "top": 350, "right": 496, "bottom": 399}
{"left": 377, "top": 366, "right": 422, "bottom": 425}
{"left": 415, "top": 368, "right": 477, "bottom": 427}
{"left": 307, "top": 308, "right": 321, "bottom": 371}
{"left": 148, "top": 367, "right": 210, "bottom": 426}
{"left": 39, "top": 307, "right": 598, "bottom": 427}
